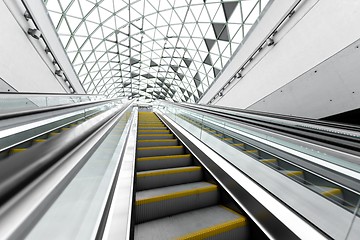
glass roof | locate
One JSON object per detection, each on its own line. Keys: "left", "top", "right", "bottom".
{"left": 45, "top": 0, "right": 269, "bottom": 102}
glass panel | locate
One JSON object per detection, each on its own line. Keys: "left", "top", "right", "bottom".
{"left": 0, "top": 94, "right": 106, "bottom": 114}
{"left": 44, "top": 0, "right": 271, "bottom": 102}
{"left": 25, "top": 107, "right": 134, "bottom": 239}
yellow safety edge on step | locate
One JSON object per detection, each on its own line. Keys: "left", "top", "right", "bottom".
{"left": 321, "top": 188, "right": 342, "bottom": 197}
{"left": 33, "top": 139, "right": 46, "bottom": 143}
{"left": 176, "top": 214, "right": 247, "bottom": 240}
{"left": 138, "top": 122, "right": 161, "bottom": 124}
{"left": 245, "top": 149, "right": 258, "bottom": 154}
{"left": 138, "top": 124, "right": 165, "bottom": 126}
{"left": 138, "top": 134, "right": 173, "bottom": 137}
{"left": 138, "top": 122, "right": 162, "bottom": 124}
{"left": 136, "top": 185, "right": 217, "bottom": 206}
{"left": 138, "top": 119, "right": 161, "bottom": 121}
{"left": 138, "top": 139, "right": 177, "bottom": 143}
{"left": 137, "top": 166, "right": 201, "bottom": 178}
{"left": 137, "top": 154, "right": 191, "bottom": 161}
{"left": 260, "top": 159, "right": 277, "bottom": 163}
{"left": 137, "top": 146, "right": 183, "bottom": 151}
{"left": 138, "top": 130, "right": 170, "bottom": 132}
{"left": 285, "top": 171, "right": 303, "bottom": 177}
{"left": 222, "top": 138, "right": 232, "bottom": 141}
{"left": 232, "top": 143, "right": 244, "bottom": 147}
{"left": 138, "top": 128, "right": 167, "bottom": 131}
{"left": 10, "top": 148, "right": 27, "bottom": 154}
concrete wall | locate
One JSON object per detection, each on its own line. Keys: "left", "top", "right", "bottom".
{"left": 0, "top": 0, "right": 72, "bottom": 93}
{"left": 200, "top": 0, "right": 360, "bottom": 119}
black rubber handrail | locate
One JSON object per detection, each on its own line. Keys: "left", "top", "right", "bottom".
{"left": 0, "top": 92, "right": 103, "bottom": 96}
{"left": 0, "top": 101, "right": 131, "bottom": 205}
{"left": 193, "top": 103, "right": 360, "bottom": 132}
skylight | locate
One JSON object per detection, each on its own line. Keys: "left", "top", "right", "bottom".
{"left": 45, "top": 0, "right": 269, "bottom": 102}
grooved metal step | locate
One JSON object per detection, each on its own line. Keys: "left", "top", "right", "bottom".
{"left": 134, "top": 205, "right": 248, "bottom": 240}
{"left": 136, "top": 182, "right": 218, "bottom": 223}
{"left": 260, "top": 158, "right": 278, "bottom": 166}
{"left": 280, "top": 170, "right": 304, "bottom": 182}
{"left": 9, "top": 148, "right": 27, "bottom": 155}
{"left": 307, "top": 185, "right": 343, "bottom": 204}
{"left": 136, "top": 154, "right": 192, "bottom": 171}
{"left": 136, "top": 166, "right": 203, "bottom": 191}
{"left": 138, "top": 123, "right": 164, "bottom": 126}
{"left": 137, "top": 139, "right": 178, "bottom": 147}
{"left": 137, "top": 134, "right": 174, "bottom": 140}
{"left": 137, "top": 146, "right": 184, "bottom": 158}
{"left": 138, "top": 127, "right": 168, "bottom": 130}
{"left": 138, "top": 130, "right": 170, "bottom": 134}
{"left": 135, "top": 112, "right": 248, "bottom": 239}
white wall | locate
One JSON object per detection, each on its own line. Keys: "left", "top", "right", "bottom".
{"left": 248, "top": 39, "right": 360, "bottom": 118}
{"left": 0, "top": 0, "right": 70, "bottom": 93}
{"left": 200, "top": 0, "right": 360, "bottom": 119}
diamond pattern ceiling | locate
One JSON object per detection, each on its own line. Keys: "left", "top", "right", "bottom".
{"left": 45, "top": 0, "right": 269, "bottom": 102}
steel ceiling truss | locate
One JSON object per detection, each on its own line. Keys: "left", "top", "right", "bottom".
{"left": 45, "top": 0, "right": 269, "bottom": 102}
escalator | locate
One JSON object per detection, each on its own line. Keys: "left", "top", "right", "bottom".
{"left": 134, "top": 111, "right": 252, "bottom": 239}
{"left": 0, "top": 97, "right": 112, "bottom": 161}
{"left": 0, "top": 120, "right": 83, "bottom": 160}
{"left": 0, "top": 102, "right": 358, "bottom": 239}
{"left": 180, "top": 113, "right": 358, "bottom": 212}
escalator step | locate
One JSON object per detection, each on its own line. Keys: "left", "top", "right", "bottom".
{"left": 280, "top": 170, "right": 304, "bottom": 182}
{"left": 134, "top": 205, "right": 248, "bottom": 240}
{"left": 244, "top": 149, "right": 258, "bottom": 155}
{"left": 138, "top": 134, "right": 173, "bottom": 140}
{"left": 138, "top": 127, "right": 168, "bottom": 130}
{"left": 232, "top": 143, "right": 245, "bottom": 147}
{"left": 260, "top": 158, "right": 278, "bottom": 165}
{"left": 139, "top": 122, "right": 163, "bottom": 125}
{"left": 212, "top": 133, "right": 223, "bottom": 137}
{"left": 204, "top": 129, "right": 216, "bottom": 133}
{"left": 33, "top": 139, "right": 46, "bottom": 144}
{"left": 138, "top": 129, "right": 170, "bottom": 134}
{"left": 136, "top": 182, "right": 218, "bottom": 223}
{"left": 138, "top": 125, "right": 166, "bottom": 129}
{"left": 137, "top": 139, "right": 178, "bottom": 147}
{"left": 307, "top": 185, "right": 343, "bottom": 204}
{"left": 137, "top": 154, "right": 192, "bottom": 171}
{"left": 137, "top": 146, "right": 184, "bottom": 158}
{"left": 281, "top": 170, "right": 303, "bottom": 176}
{"left": 49, "top": 132, "right": 60, "bottom": 137}
{"left": 137, "top": 166, "right": 202, "bottom": 191}
{"left": 222, "top": 138, "right": 233, "bottom": 142}
{"left": 9, "top": 148, "right": 27, "bottom": 155}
